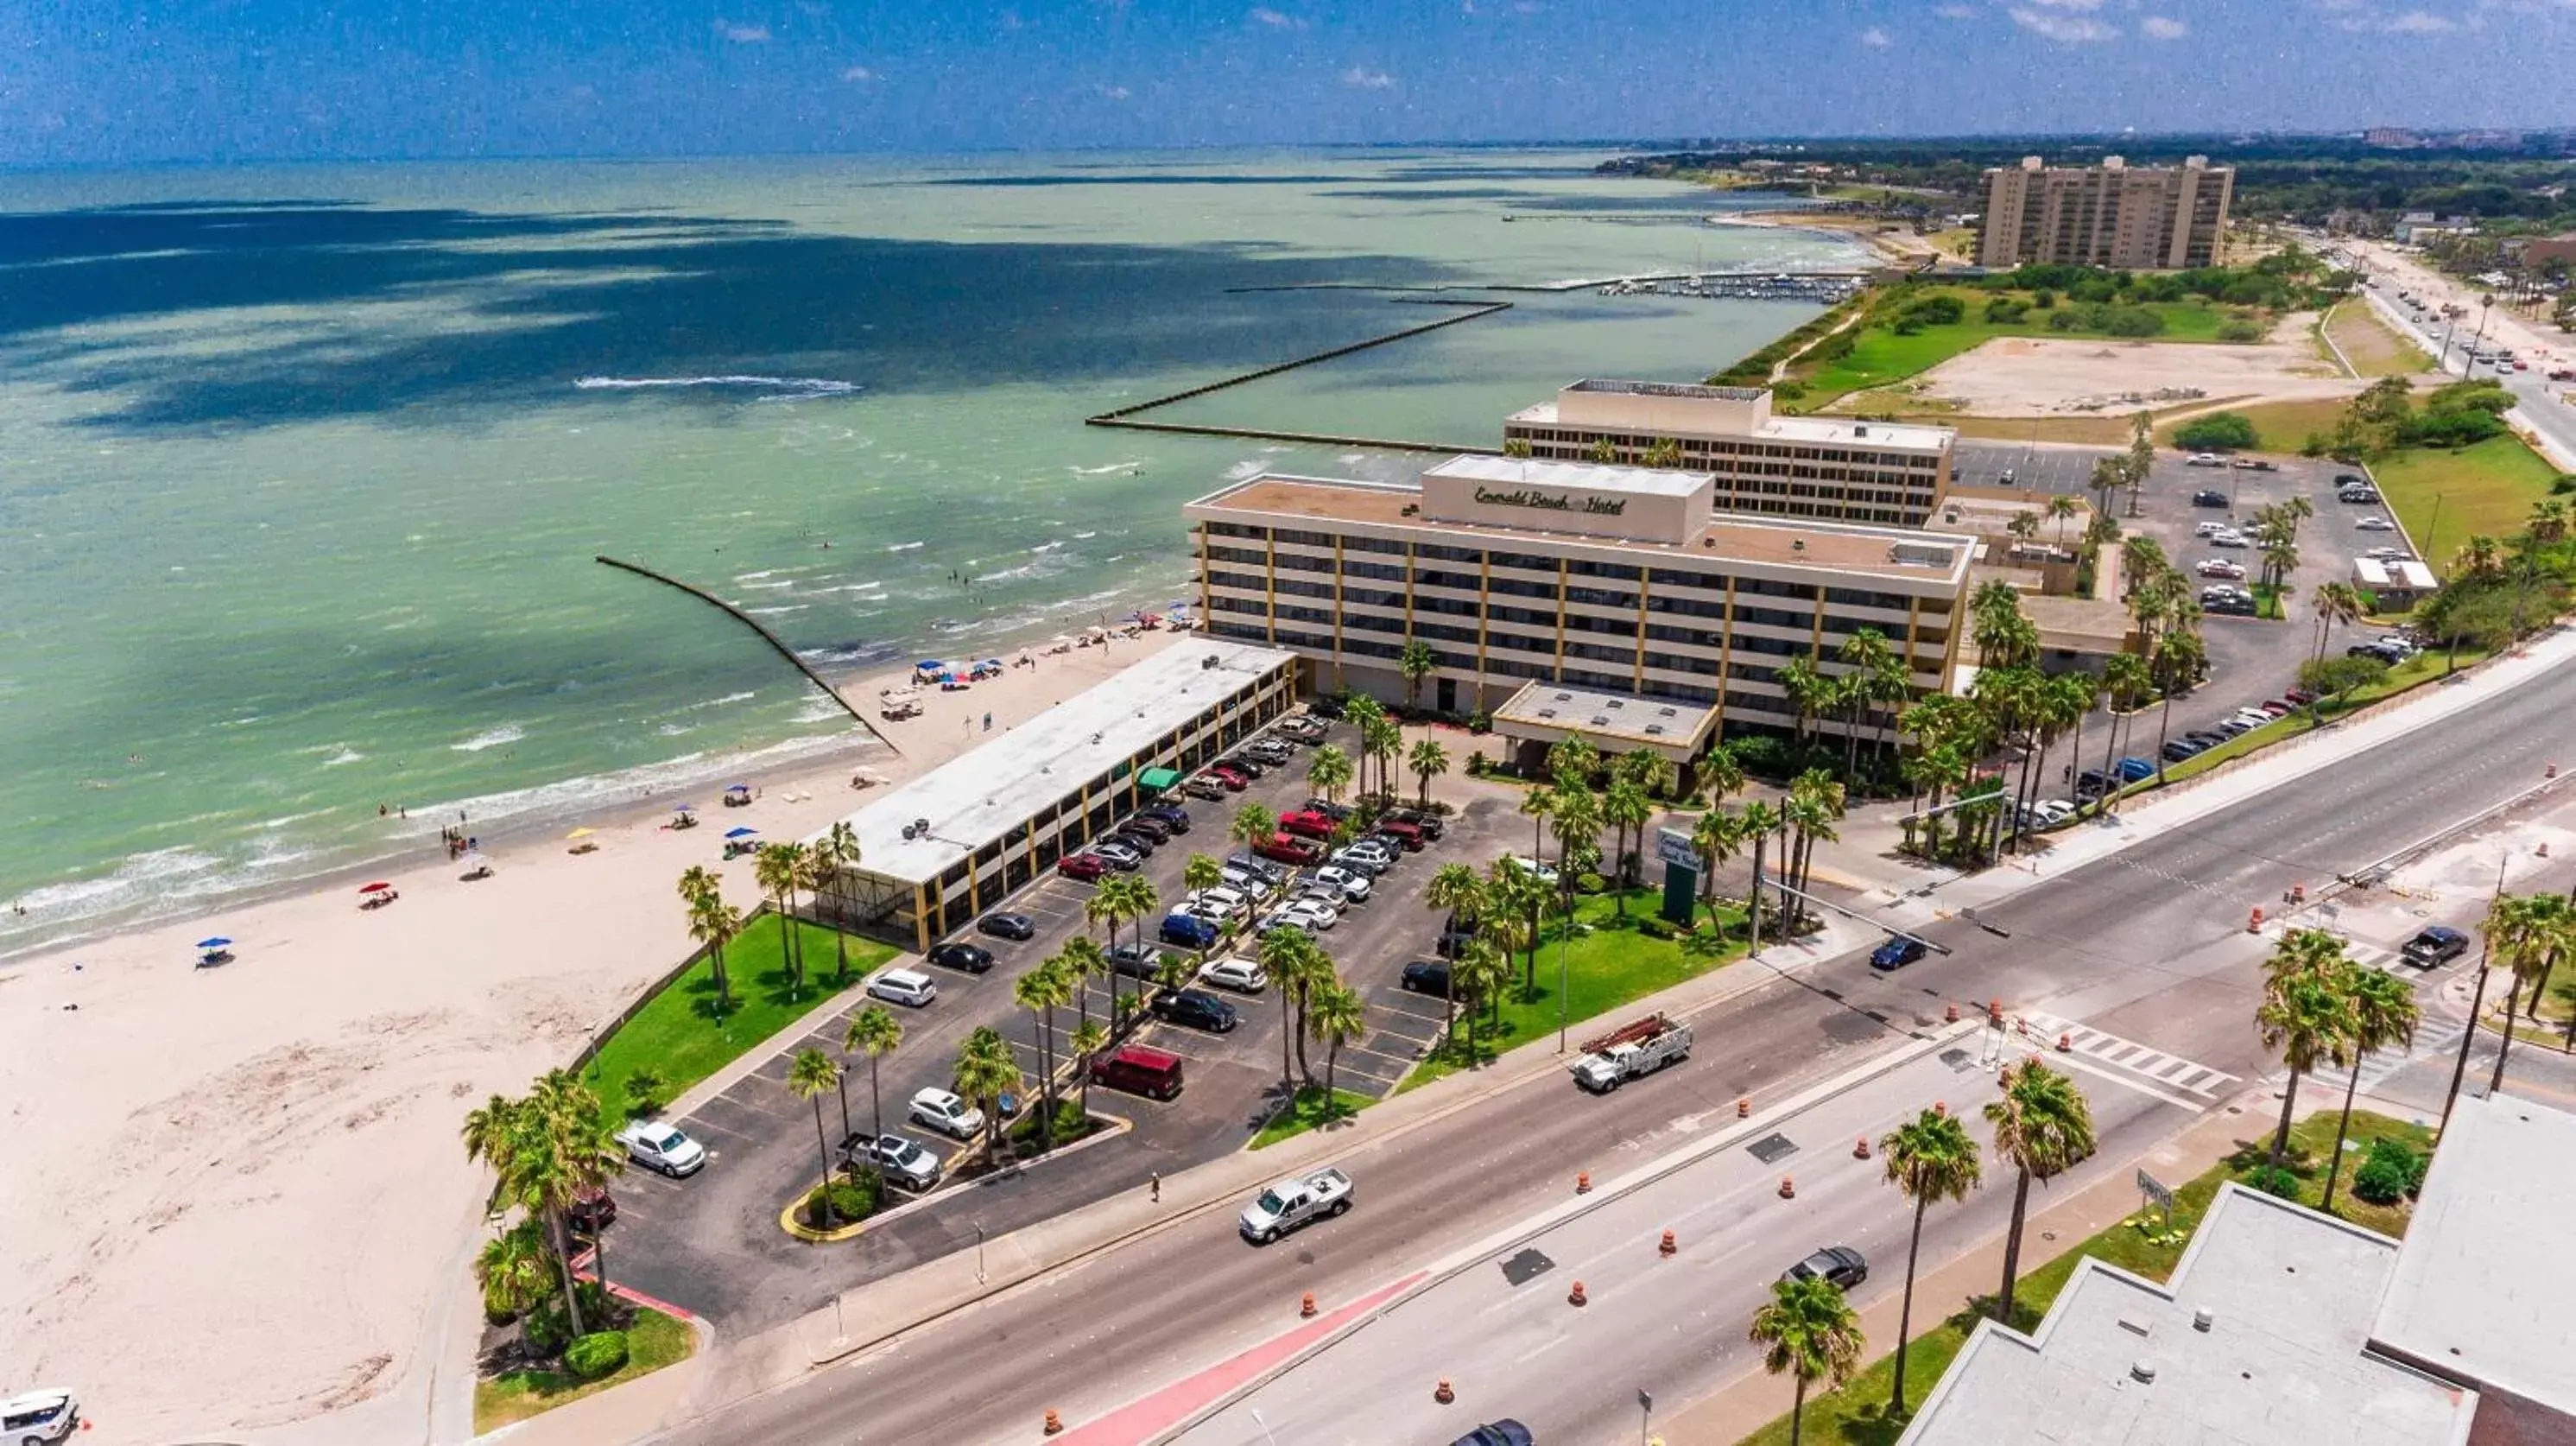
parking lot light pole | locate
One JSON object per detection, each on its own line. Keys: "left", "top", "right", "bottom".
{"left": 974, "top": 1221, "right": 986, "bottom": 1284}
{"left": 1557, "top": 924, "right": 1572, "bottom": 1054}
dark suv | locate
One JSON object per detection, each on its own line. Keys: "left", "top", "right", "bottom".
{"left": 1401, "top": 960, "right": 1453, "bottom": 996}
{"left": 1151, "top": 987, "right": 1240, "bottom": 1033}
{"left": 928, "top": 941, "right": 995, "bottom": 974}
{"left": 2192, "top": 489, "right": 2230, "bottom": 508}
{"left": 1381, "top": 807, "right": 1446, "bottom": 840}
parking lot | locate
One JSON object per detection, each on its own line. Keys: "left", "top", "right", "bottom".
{"left": 1953, "top": 438, "right": 2118, "bottom": 495}
{"left": 611, "top": 715, "right": 1524, "bottom": 1332}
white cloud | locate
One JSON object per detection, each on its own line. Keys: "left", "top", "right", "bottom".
{"left": 2141, "top": 14, "right": 2187, "bottom": 37}
{"left": 1096, "top": 83, "right": 1132, "bottom": 100}
{"left": 712, "top": 19, "right": 770, "bottom": 42}
{"left": 1249, "top": 6, "right": 1305, "bottom": 28}
{"left": 1859, "top": 25, "right": 1894, "bottom": 45}
{"left": 2019, "top": 0, "right": 2103, "bottom": 9}
{"left": 2383, "top": 10, "right": 2455, "bottom": 29}
{"left": 2010, "top": 6, "right": 2118, "bottom": 39}
{"left": 1341, "top": 66, "right": 1397, "bottom": 89}
{"left": 1934, "top": 3, "right": 1978, "bottom": 16}
{"left": 841, "top": 64, "right": 878, "bottom": 82}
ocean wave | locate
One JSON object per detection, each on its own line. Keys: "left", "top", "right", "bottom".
{"left": 575, "top": 375, "right": 861, "bottom": 396}
{"left": 744, "top": 604, "right": 808, "bottom": 617}
{"left": 450, "top": 724, "right": 527, "bottom": 753}
{"left": 314, "top": 746, "right": 365, "bottom": 768}
{"left": 886, "top": 541, "right": 925, "bottom": 552}
{"left": 1067, "top": 462, "right": 1141, "bottom": 475}
{"left": 1072, "top": 531, "right": 1098, "bottom": 540}
{"left": 1029, "top": 542, "right": 1064, "bottom": 555}
{"left": 737, "top": 579, "right": 795, "bottom": 590}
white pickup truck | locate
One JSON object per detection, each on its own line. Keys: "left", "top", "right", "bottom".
{"left": 615, "top": 1119, "right": 708, "bottom": 1177}
{"left": 1570, "top": 1013, "right": 1693, "bottom": 1094}
{"left": 1238, "top": 1167, "right": 1354, "bottom": 1244}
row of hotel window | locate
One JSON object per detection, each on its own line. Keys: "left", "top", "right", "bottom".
{"left": 1209, "top": 597, "right": 1936, "bottom": 675}
{"left": 1503, "top": 433, "right": 1941, "bottom": 470}
{"left": 1202, "top": 575, "right": 1943, "bottom": 656}
{"left": 1513, "top": 456, "right": 1939, "bottom": 500}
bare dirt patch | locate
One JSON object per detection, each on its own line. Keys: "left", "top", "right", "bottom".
{"left": 1856, "top": 316, "right": 2356, "bottom": 418}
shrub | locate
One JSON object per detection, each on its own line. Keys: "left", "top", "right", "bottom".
{"left": 804, "top": 1176, "right": 878, "bottom": 1227}
{"left": 2031, "top": 289, "right": 2055, "bottom": 308}
{"left": 2215, "top": 320, "right": 2265, "bottom": 343}
{"left": 2175, "top": 412, "right": 2259, "bottom": 451}
{"left": 623, "top": 1069, "right": 667, "bottom": 1116}
{"left": 563, "top": 1330, "right": 631, "bottom": 1380}
{"left": 2240, "top": 1164, "right": 2302, "bottom": 1201}
{"left": 2352, "top": 1137, "right": 2427, "bottom": 1205}
{"left": 1983, "top": 296, "right": 2029, "bottom": 325}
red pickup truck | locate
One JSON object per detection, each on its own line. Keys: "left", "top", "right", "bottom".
{"left": 1277, "top": 809, "right": 1335, "bottom": 840}
{"left": 1256, "top": 834, "right": 1321, "bottom": 866}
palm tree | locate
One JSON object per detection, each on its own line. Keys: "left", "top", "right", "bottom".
{"left": 1396, "top": 638, "right": 1439, "bottom": 713}
{"left": 2319, "top": 963, "right": 2420, "bottom": 1213}
{"left": 1182, "top": 852, "right": 1224, "bottom": 899}
{"left": 679, "top": 866, "right": 737, "bottom": 1014}
{"left": 475, "top": 1220, "right": 554, "bottom": 1322}
{"left": 1307, "top": 744, "right": 1355, "bottom": 807}
{"left": 1689, "top": 807, "right": 1744, "bottom": 924}
{"left": 953, "top": 1025, "right": 1022, "bottom": 1165}
{"left": 2047, "top": 492, "right": 2080, "bottom": 550}
{"left": 1777, "top": 656, "right": 1826, "bottom": 745}
{"left": 1452, "top": 939, "right": 1510, "bottom": 1056}
{"left": 1408, "top": 737, "right": 1451, "bottom": 809}
{"left": 755, "top": 841, "right": 808, "bottom": 996}
{"left": 2256, "top": 929, "right": 2358, "bottom": 1165}
{"left": 2006, "top": 510, "right": 2040, "bottom": 546}
{"left": 2484, "top": 892, "right": 2573, "bottom": 1093}
{"left": 1014, "top": 959, "right": 1076, "bottom": 1150}
{"left": 1879, "top": 1106, "right": 1983, "bottom": 1414}
{"left": 1426, "top": 861, "right": 1484, "bottom": 935}
{"left": 1517, "top": 783, "right": 1557, "bottom": 859}
{"left": 1698, "top": 746, "right": 1745, "bottom": 808}
{"left": 1738, "top": 799, "right": 1781, "bottom": 947}
{"left": 1093, "top": 872, "right": 1156, "bottom": 1018}
{"left": 787, "top": 1048, "right": 843, "bottom": 1225}
{"left": 1342, "top": 694, "right": 1387, "bottom": 797}
{"left": 1230, "top": 802, "right": 1278, "bottom": 856}
{"left": 845, "top": 1004, "right": 902, "bottom": 1146}
{"left": 2149, "top": 630, "right": 2206, "bottom": 783}
{"left": 2096, "top": 651, "right": 2152, "bottom": 813}
{"left": 1749, "top": 1275, "right": 1864, "bottom": 1446}
{"left": 1258, "top": 927, "right": 1315, "bottom": 1088}
{"left": 1069, "top": 1018, "right": 1110, "bottom": 1122}
{"left": 1280, "top": 943, "right": 1339, "bottom": 1085}
{"left": 1984, "top": 1061, "right": 2095, "bottom": 1324}
{"left": 818, "top": 821, "right": 861, "bottom": 982}
{"left": 1362, "top": 714, "right": 1404, "bottom": 807}
{"left": 1546, "top": 735, "right": 1600, "bottom": 791}
{"left": 1307, "top": 982, "right": 1368, "bottom": 1119}
{"left": 1061, "top": 935, "right": 1108, "bottom": 1032}
{"left": 1603, "top": 778, "right": 1653, "bottom": 904}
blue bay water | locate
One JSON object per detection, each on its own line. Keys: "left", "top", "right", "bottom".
{"left": 0, "top": 149, "right": 1862, "bottom": 954}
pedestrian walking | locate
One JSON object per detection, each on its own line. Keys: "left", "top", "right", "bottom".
{"left": 1149, "top": 1171, "right": 1161, "bottom": 1203}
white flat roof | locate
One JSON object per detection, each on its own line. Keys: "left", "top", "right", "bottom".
{"left": 812, "top": 638, "right": 1294, "bottom": 888}
{"left": 1505, "top": 401, "right": 1954, "bottom": 453}
{"left": 1425, "top": 453, "right": 1711, "bottom": 498}
{"left": 2355, "top": 557, "right": 2438, "bottom": 589}
{"left": 1901, "top": 1183, "right": 2472, "bottom": 1446}
{"left": 1491, "top": 681, "right": 1718, "bottom": 752}
{"left": 2370, "top": 1091, "right": 2576, "bottom": 1415}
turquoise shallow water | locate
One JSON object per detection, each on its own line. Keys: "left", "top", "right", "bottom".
{"left": 0, "top": 149, "right": 1862, "bottom": 954}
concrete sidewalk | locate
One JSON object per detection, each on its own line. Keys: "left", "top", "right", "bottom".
{"left": 1660, "top": 1099, "right": 2265, "bottom": 1445}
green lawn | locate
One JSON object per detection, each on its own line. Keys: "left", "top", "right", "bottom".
{"left": 2325, "top": 302, "right": 2438, "bottom": 378}
{"left": 1400, "top": 891, "right": 1746, "bottom": 1092}
{"left": 473, "top": 1305, "right": 695, "bottom": 1430}
{"left": 2369, "top": 434, "right": 2564, "bottom": 571}
{"left": 2153, "top": 396, "right": 2351, "bottom": 452}
{"left": 1788, "top": 290, "right": 2247, "bottom": 412}
{"left": 1250, "top": 1084, "right": 1377, "bottom": 1150}
{"left": 580, "top": 913, "right": 895, "bottom": 1128}
{"left": 1732, "top": 1112, "right": 2432, "bottom": 1446}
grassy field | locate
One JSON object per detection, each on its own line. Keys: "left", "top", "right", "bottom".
{"left": 1786, "top": 289, "right": 2252, "bottom": 413}
{"left": 1250, "top": 1084, "right": 1378, "bottom": 1149}
{"left": 474, "top": 1305, "right": 695, "bottom": 1430}
{"left": 2370, "top": 434, "right": 2565, "bottom": 569}
{"left": 579, "top": 912, "right": 895, "bottom": 1128}
{"left": 2130, "top": 643, "right": 2489, "bottom": 791}
{"left": 1731, "top": 1112, "right": 2433, "bottom": 1446}
{"left": 2325, "top": 302, "right": 2437, "bottom": 378}
{"left": 1400, "top": 890, "right": 1746, "bottom": 1091}
{"left": 2152, "top": 396, "right": 2351, "bottom": 451}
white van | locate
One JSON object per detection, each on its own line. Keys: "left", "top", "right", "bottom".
{"left": 1, "top": 1388, "right": 79, "bottom": 1443}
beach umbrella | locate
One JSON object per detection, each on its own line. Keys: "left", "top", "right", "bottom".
{"left": 358, "top": 882, "right": 393, "bottom": 894}
{"left": 725, "top": 827, "right": 759, "bottom": 840}
{"left": 672, "top": 802, "right": 698, "bottom": 813}
{"left": 198, "top": 936, "right": 232, "bottom": 949}
{"left": 566, "top": 827, "right": 595, "bottom": 840}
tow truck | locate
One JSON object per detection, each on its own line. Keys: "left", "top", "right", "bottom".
{"left": 1569, "top": 1012, "right": 1694, "bottom": 1093}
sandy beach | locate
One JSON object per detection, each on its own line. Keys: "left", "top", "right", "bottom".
{"left": 0, "top": 628, "right": 1187, "bottom": 1443}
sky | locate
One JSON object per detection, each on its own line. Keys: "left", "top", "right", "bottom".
{"left": 5, "top": 0, "right": 2575, "bottom": 166}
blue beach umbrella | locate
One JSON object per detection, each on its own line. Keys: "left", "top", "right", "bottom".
{"left": 672, "top": 802, "right": 698, "bottom": 813}
{"left": 725, "top": 827, "right": 758, "bottom": 840}
{"left": 198, "top": 936, "right": 232, "bottom": 948}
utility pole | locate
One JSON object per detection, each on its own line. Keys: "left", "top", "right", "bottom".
{"left": 2440, "top": 859, "right": 2509, "bottom": 1135}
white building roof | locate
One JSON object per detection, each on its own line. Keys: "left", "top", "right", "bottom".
{"left": 2370, "top": 1091, "right": 2576, "bottom": 1417}
{"left": 2354, "top": 557, "right": 2438, "bottom": 590}
{"left": 810, "top": 638, "right": 1294, "bottom": 888}
{"left": 1425, "top": 453, "right": 1711, "bottom": 498}
{"left": 1899, "top": 1183, "right": 2474, "bottom": 1446}
{"left": 1491, "top": 681, "right": 1719, "bottom": 755}
{"left": 1504, "top": 398, "right": 1954, "bottom": 453}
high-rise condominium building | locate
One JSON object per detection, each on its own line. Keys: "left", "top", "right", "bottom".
{"left": 1977, "top": 155, "right": 2234, "bottom": 271}
{"left": 1501, "top": 379, "right": 1956, "bottom": 527}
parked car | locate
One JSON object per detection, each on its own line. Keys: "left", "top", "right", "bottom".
{"left": 1402, "top": 959, "right": 1453, "bottom": 996}
{"left": 2162, "top": 737, "right": 2210, "bottom": 762}
{"left": 568, "top": 1184, "right": 617, "bottom": 1233}
{"left": 1276, "top": 714, "right": 1329, "bottom": 742}
{"left": 1381, "top": 807, "right": 1446, "bottom": 840}
{"left": 1141, "top": 802, "right": 1193, "bottom": 832}
{"left": 2355, "top": 515, "right": 2397, "bottom": 531}
{"left": 1313, "top": 865, "right": 1372, "bottom": 901}
{"left": 1307, "top": 695, "right": 1348, "bottom": 720}
{"left": 1372, "top": 818, "right": 1427, "bottom": 851}
{"left": 2116, "top": 757, "right": 2157, "bottom": 782}
{"left": 2187, "top": 452, "right": 2226, "bottom": 467}
{"left": 2196, "top": 559, "right": 2247, "bottom": 579}
{"left": 1151, "top": 987, "right": 1240, "bottom": 1033}
{"left": 1272, "top": 898, "right": 1337, "bottom": 932}
{"left": 1160, "top": 912, "right": 1221, "bottom": 949}
{"left": 1091, "top": 840, "right": 1144, "bottom": 870}
{"left": 2401, "top": 925, "right": 2472, "bottom": 967}
{"left": 1199, "top": 955, "right": 1269, "bottom": 993}
{"left": 908, "top": 1087, "right": 984, "bottom": 1140}
{"left": 1216, "top": 753, "right": 1267, "bottom": 779}
{"left": 2333, "top": 472, "right": 2368, "bottom": 489}
{"left": 977, "top": 912, "right": 1036, "bottom": 942}
{"left": 1092, "top": 1044, "right": 1185, "bottom": 1100}
{"left": 1278, "top": 809, "right": 1336, "bottom": 840}
{"left": 2229, "top": 458, "right": 2278, "bottom": 472}
{"left": 1108, "top": 943, "right": 1172, "bottom": 980}
{"left": 869, "top": 967, "right": 939, "bottom": 1008}
{"left": 1107, "top": 828, "right": 1159, "bottom": 856}
{"left": 1219, "top": 863, "right": 1273, "bottom": 893}
{"left": 1291, "top": 886, "right": 1345, "bottom": 922}
{"left": 1225, "top": 853, "right": 1288, "bottom": 888}
{"left": 0, "top": 1389, "right": 80, "bottom": 1445}
{"left": 851, "top": 1133, "right": 942, "bottom": 1192}
{"left": 1194, "top": 771, "right": 1244, "bottom": 796}
{"left": 1119, "top": 815, "right": 1173, "bottom": 843}
{"left": 2192, "top": 489, "right": 2230, "bottom": 507}
{"left": 2206, "top": 530, "right": 2250, "bottom": 549}
{"left": 1188, "top": 885, "right": 1250, "bottom": 920}
{"left": 1870, "top": 936, "right": 1927, "bottom": 971}
{"left": 616, "top": 1120, "right": 708, "bottom": 1177}
{"left": 2339, "top": 488, "right": 2381, "bottom": 504}
{"left": 1449, "top": 1423, "right": 1535, "bottom": 1446}
{"left": 2073, "top": 769, "right": 2114, "bottom": 800}
{"left": 1301, "top": 796, "right": 1354, "bottom": 821}
{"left": 1329, "top": 846, "right": 1392, "bottom": 878}
{"left": 1057, "top": 853, "right": 1108, "bottom": 882}
{"left": 928, "top": 941, "right": 995, "bottom": 974}
{"left": 1503, "top": 854, "right": 1560, "bottom": 885}
{"left": 1180, "top": 776, "right": 1227, "bottom": 802}
{"left": 2194, "top": 520, "right": 2231, "bottom": 537}
{"left": 1784, "top": 1245, "right": 1869, "bottom": 1290}
{"left": 1435, "top": 921, "right": 1478, "bottom": 959}
{"left": 2284, "top": 688, "right": 2317, "bottom": 705}
{"left": 1256, "top": 834, "right": 1321, "bottom": 866}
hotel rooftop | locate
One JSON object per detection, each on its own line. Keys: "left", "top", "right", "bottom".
{"left": 1506, "top": 377, "right": 1958, "bottom": 454}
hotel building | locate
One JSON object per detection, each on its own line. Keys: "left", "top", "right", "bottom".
{"left": 1185, "top": 454, "right": 1973, "bottom": 748}
{"left": 1977, "top": 155, "right": 2234, "bottom": 271}
{"left": 1502, "top": 379, "right": 1956, "bottom": 527}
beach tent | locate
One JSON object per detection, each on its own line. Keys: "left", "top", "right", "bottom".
{"left": 672, "top": 802, "right": 698, "bottom": 815}
{"left": 196, "top": 936, "right": 233, "bottom": 966}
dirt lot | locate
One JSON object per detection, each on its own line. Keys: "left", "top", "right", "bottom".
{"left": 1884, "top": 317, "right": 2355, "bottom": 417}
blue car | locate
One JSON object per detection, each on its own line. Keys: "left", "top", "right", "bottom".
{"left": 2115, "top": 757, "right": 2156, "bottom": 783}
{"left": 1159, "top": 913, "right": 1218, "bottom": 949}
{"left": 1870, "top": 935, "right": 1928, "bottom": 971}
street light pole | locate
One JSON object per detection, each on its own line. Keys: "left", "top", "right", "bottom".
{"left": 2440, "top": 858, "right": 2509, "bottom": 1136}
{"left": 974, "top": 1221, "right": 987, "bottom": 1284}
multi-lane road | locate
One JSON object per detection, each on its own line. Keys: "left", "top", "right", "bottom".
{"left": 650, "top": 644, "right": 2574, "bottom": 1445}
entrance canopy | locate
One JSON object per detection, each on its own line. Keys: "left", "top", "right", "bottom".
{"left": 1491, "top": 681, "right": 1719, "bottom": 764}
{"left": 1138, "top": 767, "right": 1183, "bottom": 791}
